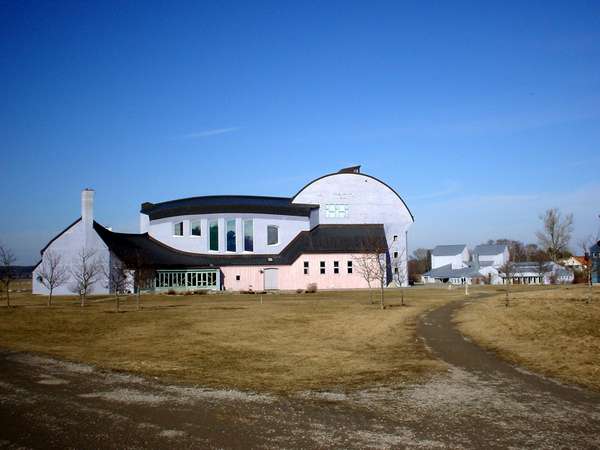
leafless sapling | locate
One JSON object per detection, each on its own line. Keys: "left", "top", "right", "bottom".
{"left": 102, "top": 256, "right": 131, "bottom": 312}
{"left": 500, "top": 259, "right": 516, "bottom": 307}
{"left": 0, "top": 244, "right": 17, "bottom": 307}
{"left": 69, "top": 248, "right": 103, "bottom": 307}
{"left": 536, "top": 208, "right": 574, "bottom": 262}
{"left": 355, "top": 236, "right": 388, "bottom": 309}
{"left": 36, "top": 251, "right": 69, "bottom": 306}
{"left": 126, "top": 249, "right": 155, "bottom": 311}
{"left": 354, "top": 253, "right": 378, "bottom": 304}
{"left": 532, "top": 250, "right": 548, "bottom": 286}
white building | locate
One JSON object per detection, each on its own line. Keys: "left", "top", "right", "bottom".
{"left": 33, "top": 166, "right": 414, "bottom": 295}
{"left": 430, "top": 245, "right": 469, "bottom": 270}
{"left": 501, "top": 261, "right": 574, "bottom": 285}
{"left": 474, "top": 244, "right": 509, "bottom": 267}
{"left": 423, "top": 244, "right": 508, "bottom": 285}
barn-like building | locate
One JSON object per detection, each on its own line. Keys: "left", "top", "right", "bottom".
{"left": 33, "top": 166, "right": 413, "bottom": 294}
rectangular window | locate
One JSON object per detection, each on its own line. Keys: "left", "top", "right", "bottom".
{"left": 325, "top": 204, "right": 349, "bottom": 218}
{"left": 320, "top": 261, "right": 325, "bottom": 275}
{"left": 191, "top": 220, "right": 201, "bottom": 236}
{"left": 244, "top": 219, "right": 254, "bottom": 252}
{"left": 226, "top": 219, "right": 236, "bottom": 252}
{"left": 347, "top": 260, "right": 353, "bottom": 274}
{"left": 303, "top": 261, "right": 309, "bottom": 275}
{"left": 209, "top": 220, "right": 219, "bottom": 251}
{"left": 267, "top": 225, "right": 279, "bottom": 245}
{"left": 173, "top": 221, "right": 184, "bottom": 236}
{"left": 334, "top": 261, "right": 339, "bottom": 274}
{"left": 393, "top": 251, "right": 398, "bottom": 259}
{"left": 393, "top": 235, "right": 398, "bottom": 241}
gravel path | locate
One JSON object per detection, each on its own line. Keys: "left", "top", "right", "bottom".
{"left": 1, "top": 297, "right": 599, "bottom": 449}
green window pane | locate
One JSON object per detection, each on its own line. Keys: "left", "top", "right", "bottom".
{"left": 226, "top": 219, "right": 236, "bottom": 252}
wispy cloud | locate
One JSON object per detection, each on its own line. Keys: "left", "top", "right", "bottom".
{"left": 410, "top": 181, "right": 461, "bottom": 200}
{"left": 179, "top": 127, "right": 240, "bottom": 139}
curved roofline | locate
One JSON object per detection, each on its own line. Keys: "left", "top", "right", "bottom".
{"left": 145, "top": 194, "right": 295, "bottom": 207}
{"left": 141, "top": 194, "right": 319, "bottom": 220}
{"left": 291, "top": 171, "right": 414, "bottom": 222}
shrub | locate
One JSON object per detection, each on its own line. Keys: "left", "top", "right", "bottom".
{"left": 167, "top": 289, "right": 176, "bottom": 295}
{"left": 296, "top": 289, "right": 304, "bottom": 294}
{"left": 194, "top": 289, "right": 209, "bottom": 295}
{"left": 306, "top": 283, "right": 317, "bottom": 293}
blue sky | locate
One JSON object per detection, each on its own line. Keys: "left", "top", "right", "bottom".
{"left": 1, "top": 0, "right": 599, "bottom": 264}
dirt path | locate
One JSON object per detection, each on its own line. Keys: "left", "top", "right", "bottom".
{"left": 1, "top": 297, "right": 599, "bottom": 449}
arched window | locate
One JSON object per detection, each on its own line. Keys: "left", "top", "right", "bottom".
{"left": 267, "top": 225, "right": 279, "bottom": 245}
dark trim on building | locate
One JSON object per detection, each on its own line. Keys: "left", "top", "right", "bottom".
{"left": 93, "top": 222, "right": 387, "bottom": 269}
{"left": 39, "top": 217, "right": 82, "bottom": 255}
{"left": 140, "top": 195, "right": 319, "bottom": 220}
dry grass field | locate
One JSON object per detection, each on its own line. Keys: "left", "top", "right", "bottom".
{"left": 456, "top": 285, "right": 600, "bottom": 391}
{"left": 0, "top": 282, "right": 468, "bottom": 393}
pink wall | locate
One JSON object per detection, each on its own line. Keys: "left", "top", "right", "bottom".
{"left": 220, "top": 254, "right": 372, "bottom": 291}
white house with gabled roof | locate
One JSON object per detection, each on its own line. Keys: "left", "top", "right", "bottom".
{"left": 431, "top": 244, "right": 469, "bottom": 270}
{"left": 473, "top": 244, "right": 509, "bottom": 267}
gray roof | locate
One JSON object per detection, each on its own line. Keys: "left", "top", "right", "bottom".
{"left": 423, "top": 264, "right": 482, "bottom": 279}
{"left": 474, "top": 244, "right": 507, "bottom": 256}
{"left": 431, "top": 244, "right": 467, "bottom": 257}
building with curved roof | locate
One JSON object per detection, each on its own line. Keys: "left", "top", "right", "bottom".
{"left": 33, "top": 166, "right": 413, "bottom": 294}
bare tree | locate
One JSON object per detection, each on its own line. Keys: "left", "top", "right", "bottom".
{"left": 354, "top": 253, "right": 378, "bottom": 304}
{"left": 102, "top": 256, "right": 131, "bottom": 312}
{"left": 36, "top": 251, "right": 69, "bottom": 306}
{"left": 0, "top": 244, "right": 17, "bottom": 307}
{"left": 536, "top": 208, "right": 574, "bottom": 262}
{"left": 125, "top": 249, "right": 155, "bottom": 311}
{"left": 532, "top": 250, "right": 548, "bottom": 287}
{"left": 69, "top": 248, "right": 103, "bottom": 307}
{"left": 500, "top": 260, "right": 516, "bottom": 307}
{"left": 354, "top": 237, "right": 388, "bottom": 309}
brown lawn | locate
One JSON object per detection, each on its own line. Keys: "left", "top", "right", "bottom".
{"left": 0, "top": 282, "right": 467, "bottom": 393}
{"left": 456, "top": 285, "right": 600, "bottom": 391}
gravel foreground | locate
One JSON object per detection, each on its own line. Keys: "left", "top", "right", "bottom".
{"left": 1, "top": 300, "right": 599, "bottom": 449}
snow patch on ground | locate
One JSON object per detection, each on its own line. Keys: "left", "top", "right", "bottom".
{"left": 80, "top": 388, "right": 172, "bottom": 404}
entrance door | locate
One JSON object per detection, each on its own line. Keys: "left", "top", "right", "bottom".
{"left": 263, "top": 268, "right": 279, "bottom": 290}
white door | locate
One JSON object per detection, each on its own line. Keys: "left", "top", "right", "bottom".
{"left": 263, "top": 268, "right": 279, "bottom": 290}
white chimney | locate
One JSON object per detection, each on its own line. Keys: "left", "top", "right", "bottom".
{"left": 81, "top": 188, "right": 95, "bottom": 228}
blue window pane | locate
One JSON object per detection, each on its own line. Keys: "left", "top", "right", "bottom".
{"left": 209, "top": 221, "right": 219, "bottom": 251}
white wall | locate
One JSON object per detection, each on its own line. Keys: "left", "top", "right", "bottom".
{"left": 432, "top": 247, "right": 469, "bottom": 270}
{"left": 292, "top": 172, "right": 413, "bottom": 286}
{"left": 478, "top": 248, "right": 509, "bottom": 267}
{"left": 145, "top": 213, "right": 310, "bottom": 255}
{"left": 33, "top": 220, "right": 110, "bottom": 296}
